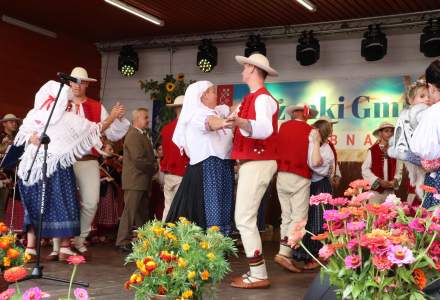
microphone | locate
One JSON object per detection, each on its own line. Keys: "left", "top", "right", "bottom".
{"left": 57, "top": 72, "right": 81, "bottom": 84}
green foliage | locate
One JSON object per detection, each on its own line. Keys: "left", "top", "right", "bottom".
{"left": 139, "top": 74, "right": 195, "bottom": 144}
{"left": 124, "top": 218, "right": 237, "bottom": 300}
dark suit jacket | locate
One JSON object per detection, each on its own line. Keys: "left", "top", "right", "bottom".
{"left": 122, "top": 126, "right": 156, "bottom": 191}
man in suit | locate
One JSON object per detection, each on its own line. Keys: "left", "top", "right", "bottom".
{"left": 116, "top": 108, "right": 156, "bottom": 251}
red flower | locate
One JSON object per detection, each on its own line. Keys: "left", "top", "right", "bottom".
{"left": 412, "top": 269, "right": 427, "bottom": 290}
{"left": 158, "top": 285, "right": 167, "bottom": 295}
{"left": 366, "top": 203, "right": 390, "bottom": 216}
{"left": 67, "top": 255, "right": 86, "bottom": 265}
{"left": 420, "top": 184, "right": 438, "bottom": 194}
{"left": 3, "top": 266, "right": 27, "bottom": 282}
{"left": 349, "top": 179, "right": 371, "bottom": 190}
{"left": 372, "top": 255, "right": 393, "bottom": 271}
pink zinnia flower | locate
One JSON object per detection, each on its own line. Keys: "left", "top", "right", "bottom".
{"left": 0, "top": 288, "right": 16, "bottom": 300}
{"left": 310, "top": 193, "right": 332, "bottom": 206}
{"left": 323, "top": 210, "right": 340, "bottom": 222}
{"left": 329, "top": 197, "right": 348, "bottom": 206}
{"left": 347, "top": 221, "right": 366, "bottom": 232}
{"left": 372, "top": 255, "right": 393, "bottom": 271}
{"left": 408, "top": 218, "right": 426, "bottom": 233}
{"left": 318, "top": 244, "right": 335, "bottom": 261}
{"left": 384, "top": 194, "right": 401, "bottom": 206}
{"left": 67, "top": 255, "right": 86, "bottom": 265}
{"left": 429, "top": 222, "right": 440, "bottom": 234}
{"left": 74, "top": 288, "right": 89, "bottom": 300}
{"left": 345, "top": 254, "right": 361, "bottom": 269}
{"left": 22, "top": 287, "right": 47, "bottom": 300}
{"left": 347, "top": 239, "right": 359, "bottom": 251}
{"left": 354, "top": 191, "right": 375, "bottom": 202}
{"left": 349, "top": 179, "right": 371, "bottom": 190}
{"left": 429, "top": 240, "right": 440, "bottom": 257}
{"left": 288, "top": 230, "right": 305, "bottom": 248}
{"left": 387, "top": 245, "right": 415, "bottom": 266}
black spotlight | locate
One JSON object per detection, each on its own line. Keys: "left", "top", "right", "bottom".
{"left": 420, "top": 18, "right": 440, "bottom": 58}
{"left": 245, "top": 35, "right": 266, "bottom": 57}
{"left": 197, "top": 39, "right": 217, "bottom": 73}
{"left": 118, "top": 45, "right": 138, "bottom": 77}
{"left": 361, "top": 25, "right": 387, "bottom": 61}
{"left": 296, "top": 31, "right": 320, "bottom": 66}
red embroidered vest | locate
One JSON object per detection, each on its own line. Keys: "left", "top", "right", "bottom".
{"left": 82, "top": 98, "right": 102, "bottom": 123}
{"left": 231, "top": 87, "right": 278, "bottom": 160}
{"left": 277, "top": 120, "right": 312, "bottom": 178}
{"left": 370, "top": 143, "right": 396, "bottom": 192}
{"left": 160, "top": 119, "right": 189, "bottom": 177}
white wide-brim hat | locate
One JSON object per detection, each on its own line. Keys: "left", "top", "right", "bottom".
{"left": 235, "top": 53, "right": 279, "bottom": 76}
{"left": 318, "top": 115, "right": 338, "bottom": 124}
{"left": 167, "top": 95, "right": 184, "bottom": 107}
{"left": 373, "top": 122, "right": 395, "bottom": 137}
{"left": 70, "top": 67, "right": 97, "bottom": 82}
{"left": 286, "top": 103, "right": 318, "bottom": 118}
{"left": 0, "top": 114, "right": 21, "bottom": 123}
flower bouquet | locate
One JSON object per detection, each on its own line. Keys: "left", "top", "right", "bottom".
{"left": 290, "top": 179, "right": 440, "bottom": 300}
{"left": 0, "top": 223, "right": 29, "bottom": 292}
{"left": 124, "top": 218, "right": 237, "bottom": 300}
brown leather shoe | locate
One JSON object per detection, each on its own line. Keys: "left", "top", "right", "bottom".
{"left": 274, "top": 254, "right": 302, "bottom": 273}
{"left": 230, "top": 277, "right": 271, "bottom": 289}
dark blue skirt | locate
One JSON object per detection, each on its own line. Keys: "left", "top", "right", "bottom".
{"left": 423, "top": 170, "right": 440, "bottom": 209}
{"left": 292, "top": 177, "right": 332, "bottom": 262}
{"left": 18, "top": 164, "right": 80, "bottom": 238}
{"left": 166, "top": 156, "right": 234, "bottom": 235}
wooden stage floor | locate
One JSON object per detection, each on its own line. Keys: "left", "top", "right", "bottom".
{"left": 19, "top": 241, "right": 316, "bottom": 299}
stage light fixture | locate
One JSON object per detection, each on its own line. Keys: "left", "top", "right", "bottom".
{"left": 420, "top": 18, "right": 440, "bottom": 58}
{"left": 295, "top": 0, "right": 316, "bottom": 12}
{"left": 118, "top": 45, "right": 138, "bottom": 77}
{"left": 296, "top": 31, "right": 320, "bottom": 66}
{"left": 244, "top": 35, "right": 266, "bottom": 57}
{"left": 361, "top": 24, "right": 387, "bottom": 61}
{"left": 197, "top": 39, "right": 217, "bottom": 73}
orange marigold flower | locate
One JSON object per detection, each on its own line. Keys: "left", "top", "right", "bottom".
{"left": 145, "top": 261, "right": 157, "bottom": 271}
{"left": 311, "top": 232, "right": 329, "bottom": 241}
{"left": 157, "top": 285, "right": 167, "bottom": 295}
{"left": 200, "top": 241, "right": 210, "bottom": 249}
{"left": 209, "top": 226, "right": 220, "bottom": 232}
{"left": 419, "top": 184, "right": 438, "bottom": 194}
{"left": 3, "top": 257, "right": 11, "bottom": 267}
{"left": 200, "top": 270, "right": 210, "bottom": 280}
{"left": 6, "top": 248, "right": 20, "bottom": 259}
{"left": 124, "top": 280, "right": 131, "bottom": 289}
{"left": 67, "top": 255, "right": 86, "bottom": 265}
{"left": 413, "top": 269, "right": 427, "bottom": 290}
{"left": 3, "top": 266, "right": 27, "bottom": 282}
{"left": 0, "top": 224, "right": 9, "bottom": 233}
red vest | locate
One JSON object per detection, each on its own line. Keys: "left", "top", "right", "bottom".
{"left": 370, "top": 143, "right": 396, "bottom": 192}
{"left": 277, "top": 120, "right": 312, "bottom": 178}
{"left": 160, "top": 119, "right": 189, "bottom": 176}
{"left": 82, "top": 98, "right": 102, "bottom": 123}
{"left": 231, "top": 87, "right": 278, "bottom": 160}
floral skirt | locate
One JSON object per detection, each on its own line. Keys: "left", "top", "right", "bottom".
{"left": 18, "top": 164, "right": 80, "bottom": 238}
{"left": 166, "top": 156, "right": 234, "bottom": 235}
{"left": 292, "top": 177, "right": 332, "bottom": 262}
{"left": 423, "top": 170, "right": 440, "bottom": 208}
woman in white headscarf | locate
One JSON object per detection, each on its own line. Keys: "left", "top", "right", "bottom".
{"left": 15, "top": 80, "right": 120, "bottom": 261}
{"left": 166, "top": 81, "right": 234, "bottom": 234}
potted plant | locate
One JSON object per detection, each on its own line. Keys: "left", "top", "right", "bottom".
{"left": 0, "top": 222, "right": 29, "bottom": 292}
{"left": 124, "top": 218, "right": 237, "bottom": 299}
{"left": 290, "top": 179, "right": 440, "bottom": 300}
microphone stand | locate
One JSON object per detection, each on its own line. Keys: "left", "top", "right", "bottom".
{"left": 20, "top": 80, "right": 88, "bottom": 287}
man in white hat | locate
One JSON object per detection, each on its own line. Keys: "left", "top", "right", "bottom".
{"left": 227, "top": 53, "right": 278, "bottom": 289}
{"left": 275, "top": 104, "right": 319, "bottom": 272}
{"left": 160, "top": 95, "right": 189, "bottom": 221}
{"left": 67, "top": 67, "right": 130, "bottom": 258}
{"left": 361, "top": 122, "right": 402, "bottom": 203}
{"left": 318, "top": 116, "right": 342, "bottom": 189}
{"left": 0, "top": 113, "right": 21, "bottom": 220}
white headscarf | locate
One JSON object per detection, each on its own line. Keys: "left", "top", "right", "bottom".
{"left": 172, "top": 80, "right": 213, "bottom": 153}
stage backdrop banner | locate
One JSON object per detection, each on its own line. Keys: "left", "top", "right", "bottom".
{"left": 217, "top": 75, "right": 416, "bottom": 162}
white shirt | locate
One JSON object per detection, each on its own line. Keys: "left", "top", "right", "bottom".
{"left": 307, "top": 141, "right": 334, "bottom": 182}
{"left": 185, "top": 107, "right": 233, "bottom": 165}
{"left": 410, "top": 101, "right": 440, "bottom": 160}
{"left": 71, "top": 102, "right": 130, "bottom": 142}
{"left": 237, "top": 93, "right": 277, "bottom": 140}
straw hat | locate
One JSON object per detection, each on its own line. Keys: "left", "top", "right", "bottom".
{"left": 0, "top": 114, "right": 21, "bottom": 123}
{"left": 167, "top": 95, "right": 184, "bottom": 107}
{"left": 286, "top": 103, "right": 318, "bottom": 118}
{"left": 318, "top": 115, "right": 338, "bottom": 124}
{"left": 235, "top": 53, "right": 278, "bottom": 76}
{"left": 372, "top": 122, "right": 395, "bottom": 137}
{"left": 70, "top": 67, "right": 97, "bottom": 82}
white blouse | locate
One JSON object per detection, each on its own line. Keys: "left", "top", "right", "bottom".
{"left": 184, "top": 106, "right": 233, "bottom": 165}
{"left": 410, "top": 101, "right": 440, "bottom": 160}
{"left": 307, "top": 140, "right": 334, "bottom": 182}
